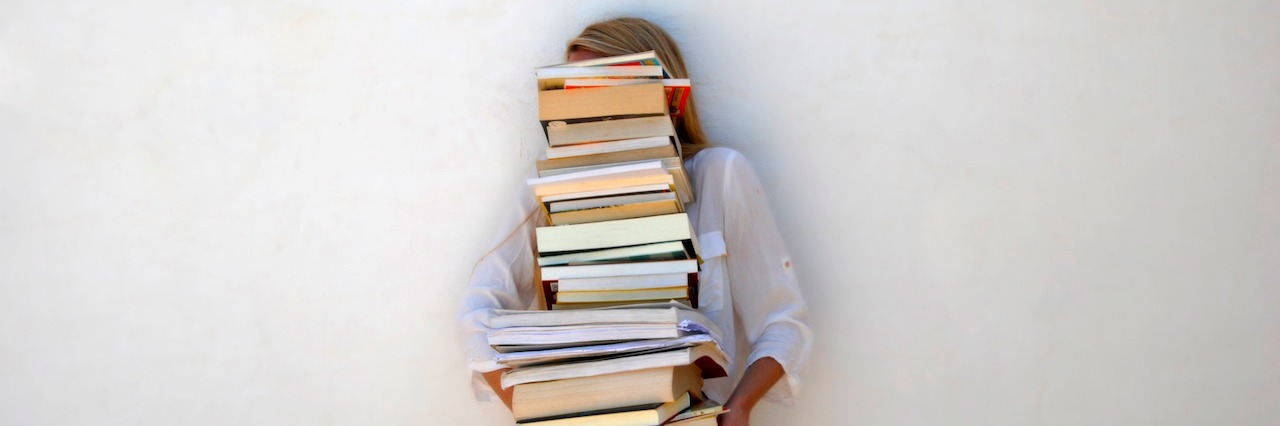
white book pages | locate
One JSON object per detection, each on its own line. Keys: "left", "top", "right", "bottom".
{"left": 526, "top": 160, "right": 663, "bottom": 186}
{"left": 548, "top": 192, "right": 675, "bottom": 213}
{"left": 494, "top": 334, "right": 718, "bottom": 368}
{"left": 487, "top": 323, "right": 681, "bottom": 346}
{"left": 555, "top": 272, "right": 690, "bottom": 291}
{"left": 539, "top": 50, "right": 659, "bottom": 69}
{"left": 539, "top": 259, "right": 699, "bottom": 281}
{"left": 490, "top": 307, "right": 680, "bottom": 329}
{"left": 545, "top": 136, "right": 671, "bottom": 159}
{"left": 535, "top": 65, "right": 663, "bottom": 79}
{"left": 563, "top": 78, "right": 691, "bottom": 87}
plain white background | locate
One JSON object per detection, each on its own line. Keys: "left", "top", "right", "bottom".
{"left": 2, "top": 1, "right": 1277, "bottom": 425}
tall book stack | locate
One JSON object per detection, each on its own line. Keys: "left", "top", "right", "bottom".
{"left": 483, "top": 52, "right": 729, "bottom": 425}
{"left": 530, "top": 51, "right": 699, "bottom": 311}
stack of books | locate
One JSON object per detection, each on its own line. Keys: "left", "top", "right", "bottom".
{"left": 489, "top": 303, "right": 729, "bottom": 425}
{"left": 483, "top": 52, "right": 730, "bottom": 425}
{"left": 534, "top": 50, "right": 692, "bottom": 204}
{"left": 530, "top": 51, "right": 699, "bottom": 311}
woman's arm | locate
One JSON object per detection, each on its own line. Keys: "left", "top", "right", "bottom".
{"left": 718, "top": 149, "right": 814, "bottom": 408}
{"left": 719, "top": 357, "right": 785, "bottom": 426}
{"left": 457, "top": 198, "right": 546, "bottom": 408}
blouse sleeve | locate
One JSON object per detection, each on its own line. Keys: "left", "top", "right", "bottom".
{"left": 456, "top": 188, "right": 546, "bottom": 401}
{"left": 721, "top": 150, "right": 814, "bottom": 404}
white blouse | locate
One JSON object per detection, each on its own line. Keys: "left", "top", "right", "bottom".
{"left": 458, "top": 147, "right": 812, "bottom": 405}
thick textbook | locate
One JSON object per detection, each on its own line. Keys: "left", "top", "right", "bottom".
{"left": 565, "top": 78, "right": 692, "bottom": 118}
{"left": 538, "top": 83, "right": 668, "bottom": 123}
{"left": 515, "top": 372, "right": 696, "bottom": 424}
{"left": 516, "top": 391, "right": 691, "bottom": 425}
{"left": 544, "top": 115, "right": 675, "bottom": 147}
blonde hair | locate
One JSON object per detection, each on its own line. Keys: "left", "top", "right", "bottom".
{"left": 567, "top": 17, "right": 709, "bottom": 159}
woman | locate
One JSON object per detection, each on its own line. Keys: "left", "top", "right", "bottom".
{"left": 459, "top": 17, "right": 812, "bottom": 426}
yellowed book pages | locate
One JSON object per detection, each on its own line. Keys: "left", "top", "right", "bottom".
{"left": 546, "top": 115, "right": 675, "bottom": 147}
{"left": 556, "top": 286, "right": 688, "bottom": 303}
{"left": 545, "top": 136, "right": 670, "bottom": 159}
{"left": 548, "top": 199, "right": 682, "bottom": 226}
{"left": 556, "top": 272, "right": 690, "bottom": 291}
{"left": 537, "top": 145, "right": 678, "bottom": 173}
{"left": 539, "top": 84, "right": 667, "bottom": 122}
{"left": 533, "top": 173, "right": 673, "bottom": 198}
{"left": 518, "top": 393, "right": 692, "bottom": 426}
{"left": 551, "top": 298, "right": 690, "bottom": 310}
{"left": 513, "top": 365, "right": 700, "bottom": 421}
{"left": 538, "top": 157, "right": 693, "bottom": 204}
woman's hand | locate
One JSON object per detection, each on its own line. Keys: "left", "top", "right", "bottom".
{"left": 717, "top": 408, "right": 749, "bottom": 426}
{"left": 719, "top": 357, "right": 785, "bottom": 426}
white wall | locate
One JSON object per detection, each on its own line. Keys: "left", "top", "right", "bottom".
{"left": 2, "top": 1, "right": 1277, "bottom": 425}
